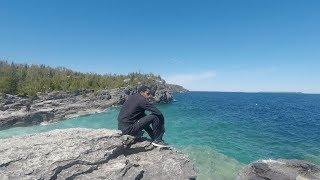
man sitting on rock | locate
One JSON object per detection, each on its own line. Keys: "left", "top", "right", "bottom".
{"left": 117, "top": 85, "right": 168, "bottom": 147}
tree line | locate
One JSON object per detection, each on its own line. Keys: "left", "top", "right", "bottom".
{"left": 0, "top": 60, "right": 165, "bottom": 97}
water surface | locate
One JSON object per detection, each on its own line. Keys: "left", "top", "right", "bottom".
{"left": 1, "top": 92, "right": 320, "bottom": 179}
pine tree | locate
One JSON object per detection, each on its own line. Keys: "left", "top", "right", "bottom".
{"left": 0, "top": 60, "right": 165, "bottom": 97}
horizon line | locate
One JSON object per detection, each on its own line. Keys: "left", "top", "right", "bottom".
{"left": 184, "top": 90, "right": 320, "bottom": 95}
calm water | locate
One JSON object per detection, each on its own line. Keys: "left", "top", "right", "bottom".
{"left": 1, "top": 92, "right": 320, "bottom": 179}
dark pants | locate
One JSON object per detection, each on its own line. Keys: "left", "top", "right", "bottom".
{"left": 121, "top": 114, "right": 165, "bottom": 141}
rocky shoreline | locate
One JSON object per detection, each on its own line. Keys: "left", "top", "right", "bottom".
{"left": 0, "top": 84, "right": 187, "bottom": 130}
{"left": 1, "top": 128, "right": 319, "bottom": 180}
{"left": 237, "top": 159, "right": 320, "bottom": 179}
{"left": 0, "top": 128, "right": 197, "bottom": 180}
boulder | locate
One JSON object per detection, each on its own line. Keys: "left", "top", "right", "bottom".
{"left": 236, "top": 159, "right": 320, "bottom": 180}
{"left": 153, "top": 90, "right": 173, "bottom": 103}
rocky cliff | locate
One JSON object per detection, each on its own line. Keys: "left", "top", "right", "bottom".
{"left": 0, "top": 128, "right": 196, "bottom": 180}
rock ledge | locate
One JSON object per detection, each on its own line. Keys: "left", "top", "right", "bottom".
{"left": 237, "top": 159, "right": 320, "bottom": 180}
{"left": 0, "top": 128, "right": 196, "bottom": 180}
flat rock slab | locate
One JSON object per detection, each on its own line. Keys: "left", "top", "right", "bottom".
{"left": 0, "top": 128, "right": 196, "bottom": 180}
{"left": 237, "top": 159, "right": 320, "bottom": 180}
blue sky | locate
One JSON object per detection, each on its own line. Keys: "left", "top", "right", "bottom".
{"left": 1, "top": 0, "right": 320, "bottom": 93}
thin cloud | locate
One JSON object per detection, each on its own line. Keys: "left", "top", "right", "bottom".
{"left": 165, "top": 70, "right": 216, "bottom": 85}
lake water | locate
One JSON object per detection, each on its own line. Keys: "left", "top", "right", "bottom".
{"left": 1, "top": 92, "right": 320, "bottom": 179}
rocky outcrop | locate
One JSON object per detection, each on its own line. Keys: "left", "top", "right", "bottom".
{"left": 165, "top": 84, "right": 188, "bottom": 93}
{"left": 0, "top": 84, "right": 184, "bottom": 130}
{"left": 0, "top": 128, "right": 196, "bottom": 180}
{"left": 153, "top": 89, "right": 173, "bottom": 104}
{"left": 237, "top": 159, "right": 320, "bottom": 180}
{"left": 0, "top": 90, "right": 117, "bottom": 130}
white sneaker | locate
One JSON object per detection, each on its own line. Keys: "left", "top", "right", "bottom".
{"left": 152, "top": 140, "right": 169, "bottom": 148}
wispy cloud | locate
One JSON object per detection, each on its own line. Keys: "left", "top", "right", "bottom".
{"left": 164, "top": 70, "right": 216, "bottom": 85}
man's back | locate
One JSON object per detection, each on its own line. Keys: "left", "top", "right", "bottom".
{"left": 117, "top": 93, "right": 162, "bottom": 131}
{"left": 118, "top": 94, "right": 145, "bottom": 129}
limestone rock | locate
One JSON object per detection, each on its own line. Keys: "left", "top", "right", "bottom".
{"left": 236, "top": 159, "right": 320, "bottom": 180}
{"left": 0, "top": 128, "right": 196, "bottom": 180}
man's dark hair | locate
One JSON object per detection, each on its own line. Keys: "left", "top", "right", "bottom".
{"left": 138, "top": 85, "right": 150, "bottom": 93}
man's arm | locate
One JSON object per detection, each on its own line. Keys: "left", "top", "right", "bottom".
{"left": 140, "top": 99, "right": 164, "bottom": 119}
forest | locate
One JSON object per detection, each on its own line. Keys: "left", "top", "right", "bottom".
{"left": 0, "top": 60, "right": 164, "bottom": 97}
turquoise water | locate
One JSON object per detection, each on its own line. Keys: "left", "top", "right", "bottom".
{"left": 1, "top": 92, "right": 320, "bottom": 179}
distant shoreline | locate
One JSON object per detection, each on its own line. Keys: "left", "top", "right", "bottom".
{"left": 185, "top": 91, "right": 320, "bottom": 95}
{"left": 0, "top": 86, "right": 178, "bottom": 130}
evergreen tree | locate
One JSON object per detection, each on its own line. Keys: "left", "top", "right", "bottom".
{"left": 0, "top": 60, "right": 165, "bottom": 97}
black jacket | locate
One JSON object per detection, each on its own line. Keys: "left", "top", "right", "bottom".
{"left": 117, "top": 93, "right": 163, "bottom": 130}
